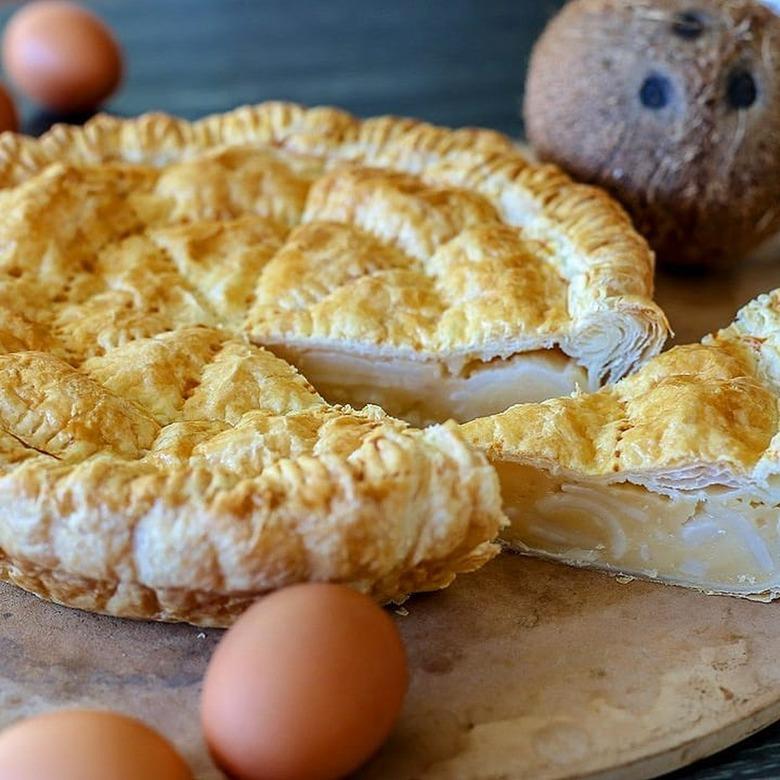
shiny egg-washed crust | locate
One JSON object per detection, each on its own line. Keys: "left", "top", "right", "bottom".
{"left": 0, "top": 103, "right": 666, "bottom": 625}
{"left": 0, "top": 334, "right": 503, "bottom": 627}
{"left": 463, "top": 289, "right": 780, "bottom": 498}
{"left": 0, "top": 101, "right": 669, "bottom": 379}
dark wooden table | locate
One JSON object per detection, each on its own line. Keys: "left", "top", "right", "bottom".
{"left": 0, "top": 1, "right": 778, "bottom": 777}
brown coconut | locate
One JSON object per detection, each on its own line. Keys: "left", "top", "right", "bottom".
{"left": 524, "top": 0, "right": 780, "bottom": 269}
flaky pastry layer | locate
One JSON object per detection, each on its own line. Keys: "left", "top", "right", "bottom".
{"left": 0, "top": 102, "right": 668, "bottom": 379}
{"left": 0, "top": 333, "right": 503, "bottom": 626}
{"left": 463, "top": 290, "right": 780, "bottom": 598}
{"left": 0, "top": 102, "right": 668, "bottom": 623}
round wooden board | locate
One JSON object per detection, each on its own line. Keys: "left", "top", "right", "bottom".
{"left": 4, "top": 256, "right": 780, "bottom": 779}
{"left": 3, "top": 553, "right": 780, "bottom": 780}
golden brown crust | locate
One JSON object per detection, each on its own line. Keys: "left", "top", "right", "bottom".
{"left": 461, "top": 290, "right": 780, "bottom": 599}
{"left": 0, "top": 332, "right": 503, "bottom": 627}
{"left": 0, "top": 102, "right": 668, "bottom": 378}
{"left": 0, "top": 102, "right": 667, "bottom": 624}
{"left": 463, "top": 290, "right": 780, "bottom": 494}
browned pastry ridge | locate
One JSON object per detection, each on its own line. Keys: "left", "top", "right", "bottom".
{"left": 464, "top": 290, "right": 780, "bottom": 600}
{"left": 0, "top": 102, "right": 668, "bottom": 625}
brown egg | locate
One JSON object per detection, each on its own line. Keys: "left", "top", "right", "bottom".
{"left": 2, "top": 0, "right": 122, "bottom": 112}
{"left": 0, "top": 82, "right": 18, "bottom": 132}
{"left": 202, "top": 584, "right": 408, "bottom": 780}
{"left": 0, "top": 709, "right": 192, "bottom": 780}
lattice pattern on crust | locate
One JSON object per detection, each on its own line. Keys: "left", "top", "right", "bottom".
{"left": 0, "top": 103, "right": 669, "bottom": 624}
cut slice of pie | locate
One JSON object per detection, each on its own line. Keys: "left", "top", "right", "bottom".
{"left": 463, "top": 290, "right": 780, "bottom": 600}
{"left": 0, "top": 102, "right": 668, "bottom": 624}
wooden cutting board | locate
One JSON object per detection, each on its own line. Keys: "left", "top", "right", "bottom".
{"left": 3, "top": 554, "right": 780, "bottom": 780}
{"left": 3, "top": 260, "right": 780, "bottom": 779}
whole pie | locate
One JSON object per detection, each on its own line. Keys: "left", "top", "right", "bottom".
{"left": 0, "top": 102, "right": 668, "bottom": 625}
{"left": 464, "top": 290, "right": 780, "bottom": 600}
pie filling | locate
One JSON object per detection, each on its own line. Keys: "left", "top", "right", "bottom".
{"left": 494, "top": 461, "right": 780, "bottom": 596}
{"left": 269, "top": 346, "right": 590, "bottom": 426}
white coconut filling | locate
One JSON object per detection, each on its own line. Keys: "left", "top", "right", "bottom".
{"left": 494, "top": 460, "right": 780, "bottom": 596}
{"left": 271, "top": 347, "right": 589, "bottom": 426}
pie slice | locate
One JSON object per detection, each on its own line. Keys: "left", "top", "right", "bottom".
{"left": 0, "top": 102, "right": 667, "bottom": 624}
{"left": 463, "top": 290, "right": 780, "bottom": 600}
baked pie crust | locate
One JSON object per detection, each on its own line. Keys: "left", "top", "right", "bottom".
{"left": 0, "top": 102, "right": 668, "bottom": 624}
{"left": 464, "top": 290, "right": 780, "bottom": 600}
{"left": 0, "top": 102, "right": 669, "bottom": 420}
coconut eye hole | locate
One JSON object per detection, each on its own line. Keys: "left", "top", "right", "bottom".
{"left": 727, "top": 69, "right": 758, "bottom": 109}
{"left": 671, "top": 10, "right": 705, "bottom": 40}
{"left": 639, "top": 74, "right": 672, "bottom": 110}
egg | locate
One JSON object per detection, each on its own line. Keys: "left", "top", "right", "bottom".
{"left": 2, "top": 0, "right": 122, "bottom": 112}
{"left": 0, "top": 83, "right": 18, "bottom": 132}
{"left": 202, "top": 584, "right": 408, "bottom": 780}
{"left": 0, "top": 709, "right": 192, "bottom": 780}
